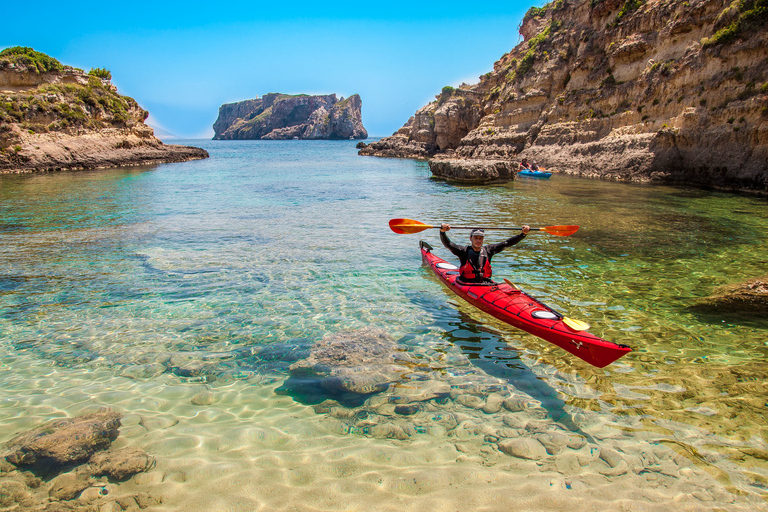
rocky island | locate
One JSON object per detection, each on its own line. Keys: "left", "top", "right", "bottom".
{"left": 0, "top": 47, "right": 208, "bottom": 173}
{"left": 359, "top": 0, "right": 768, "bottom": 194}
{"left": 212, "top": 93, "right": 368, "bottom": 140}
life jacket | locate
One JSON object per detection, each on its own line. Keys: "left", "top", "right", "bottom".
{"left": 459, "top": 249, "right": 492, "bottom": 280}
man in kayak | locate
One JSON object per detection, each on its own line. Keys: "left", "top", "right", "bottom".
{"left": 440, "top": 223, "right": 530, "bottom": 284}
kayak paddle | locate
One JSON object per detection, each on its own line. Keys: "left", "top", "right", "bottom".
{"left": 389, "top": 218, "right": 579, "bottom": 236}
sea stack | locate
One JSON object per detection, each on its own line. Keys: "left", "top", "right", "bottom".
{"left": 212, "top": 93, "right": 368, "bottom": 140}
{"left": 0, "top": 47, "right": 208, "bottom": 173}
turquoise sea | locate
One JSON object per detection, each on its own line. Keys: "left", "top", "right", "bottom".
{"left": 1, "top": 140, "right": 767, "bottom": 511}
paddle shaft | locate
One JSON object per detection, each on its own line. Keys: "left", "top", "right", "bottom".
{"left": 429, "top": 225, "right": 540, "bottom": 231}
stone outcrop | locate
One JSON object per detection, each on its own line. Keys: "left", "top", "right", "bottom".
{"left": 691, "top": 275, "right": 768, "bottom": 313}
{"left": 359, "top": 0, "right": 768, "bottom": 194}
{"left": 213, "top": 93, "right": 368, "bottom": 140}
{"left": 0, "top": 47, "right": 208, "bottom": 173}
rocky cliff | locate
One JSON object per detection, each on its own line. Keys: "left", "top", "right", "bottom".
{"left": 359, "top": 0, "right": 768, "bottom": 193}
{"left": 0, "top": 47, "right": 208, "bottom": 173}
{"left": 213, "top": 93, "right": 368, "bottom": 140}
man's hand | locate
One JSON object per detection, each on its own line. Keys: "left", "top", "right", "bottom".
{"left": 440, "top": 223, "right": 450, "bottom": 232}
{"left": 521, "top": 225, "right": 530, "bottom": 234}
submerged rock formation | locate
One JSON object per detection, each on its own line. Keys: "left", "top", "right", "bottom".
{"left": 691, "top": 275, "right": 768, "bottom": 313}
{"left": 213, "top": 93, "right": 368, "bottom": 140}
{"left": 1, "top": 410, "right": 157, "bottom": 511}
{"left": 287, "top": 327, "right": 409, "bottom": 397}
{"left": 0, "top": 47, "right": 208, "bottom": 173}
{"left": 360, "top": 0, "right": 768, "bottom": 193}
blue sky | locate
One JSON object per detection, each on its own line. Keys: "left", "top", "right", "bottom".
{"left": 2, "top": 1, "right": 537, "bottom": 138}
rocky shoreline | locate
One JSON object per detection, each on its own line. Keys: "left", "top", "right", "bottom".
{"left": 0, "top": 127, "right": 208, "bottom": 174}
{"left": 358, "top": 0, "right": 768, "bottom": 193}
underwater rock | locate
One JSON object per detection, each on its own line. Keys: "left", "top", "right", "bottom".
{"left": 84, "top": 448, "right": 154, "bottom": 481}
{"left": 3, "top": 410, "right": 121, "bottom": 468}
{"left": 497, "top": 438, "right": 548, "bottom": 460}
{"left": 1, "top": 411, "right": 157, "bottom": 511}
{"left": 191, "top": 390, "right": 215, "bottom": 406}
{"left": 692, "top": 275, "right": 768, "bottom": 313}
{"left": 288, "top": 327, "right": 407, "bottom": 395}
{"left": 48, "top": 473, "right": 91, "bottom": 500}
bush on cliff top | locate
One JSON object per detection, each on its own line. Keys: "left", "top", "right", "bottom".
{"left": 88, "top": 67, "right": 112, "bottom": 80}
{"left": 0, "top": 46, "right": 63, "bottom": 74}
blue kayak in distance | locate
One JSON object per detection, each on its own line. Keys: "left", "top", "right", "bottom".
{"left": 518, "top": 169, "right": 552, "bottom": 179}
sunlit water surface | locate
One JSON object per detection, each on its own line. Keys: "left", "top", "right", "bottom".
{"left": 1, "top": 140, "right": 767, "bottom": 511}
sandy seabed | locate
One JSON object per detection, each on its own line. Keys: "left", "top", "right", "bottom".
{"left": 4, "top": 358, "right": 758, "bottom": 512}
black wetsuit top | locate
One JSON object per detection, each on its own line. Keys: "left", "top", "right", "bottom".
{"left": 440, "top": 231, "right": 527, "bottom": 283}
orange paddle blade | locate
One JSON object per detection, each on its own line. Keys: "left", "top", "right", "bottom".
{"left": 539, "top": 225, "right": 579, "bottom": 237}
{"left": 389, "top": 218, "right": 436, "bottom": 234}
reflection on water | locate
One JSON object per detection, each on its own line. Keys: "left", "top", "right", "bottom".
{"left": 1, "top": 140, "right": 767, "bottom": 509}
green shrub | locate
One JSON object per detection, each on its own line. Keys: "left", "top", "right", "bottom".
{"left": 703, "top": 0, "right": 768, "bottom": 47}
{"left": 436, "top": 85, "right": 455, "bottom": 104}
{"left": 518, "top": 50, "right": 536, "bottom": 77}
{"left": 0, "top": 47, "right": 63, "bottom": 74}
{"left": 601, "top": 74, "right": 617, "bottom": 88}
{"left": 523, "top": 5, "right": 548, "bottom": 23}
{"left": 88, "top": 68, "right": 112, "bottom": 80}
{"left": 616, "top": 0, "right": 644, "bottom": 23}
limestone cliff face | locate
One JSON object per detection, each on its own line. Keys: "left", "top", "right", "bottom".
{"left": 213, "top": 93, "right": 368, "bottom": 140}
{"left": 0, "top": 47, "right": 208, "bottom": 173}
{"left": 359, "top": 0, "right": 768, "bottom": 193}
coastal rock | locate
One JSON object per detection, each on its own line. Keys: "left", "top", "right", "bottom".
{"left": 359, "top": 0, "right": 768, "bottom": 194}
{"left": 288, "top": 327, "right": 406, "bottom": 395}
{"left": 3, "top": 410, "right": 121, "bottom": 468}
{"left": 0, "top": 47, "right": 208, "bottom": 173}
{"left": 691, "top": 275, "right": 768, "bottom": 313}
{"left": 428, "top": 158, "right": 517, "bottom": 184}
{"left": 213, "top": 93, "right": 368, "bottom": 140}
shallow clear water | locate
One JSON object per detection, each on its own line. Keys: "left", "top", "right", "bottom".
{"left": 1, "top": 140, "right": 767, "bottom": 510}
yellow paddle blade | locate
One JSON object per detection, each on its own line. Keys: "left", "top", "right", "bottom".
{"left": 503, "top": 278, "right": 520, "bottom": 291}
{"left": 539, "top": 225, "right": 580, "bottom": 237}
{"left": 389, "top": 218, "right": 435, "bottom": 234}
{"left": 563, "top": 317, "right": 590, "bottom": 331}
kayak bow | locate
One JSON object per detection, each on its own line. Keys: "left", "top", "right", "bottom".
{"left": 420, "top": 241, "right": 631, "bottom": 368}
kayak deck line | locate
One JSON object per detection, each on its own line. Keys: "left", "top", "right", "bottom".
{"left": 419, "top": 240, "right": 631, "bottom": 368}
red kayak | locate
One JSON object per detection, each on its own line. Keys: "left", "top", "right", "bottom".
{"left": 420, "top": 241, "right": 631, "bottom": 368}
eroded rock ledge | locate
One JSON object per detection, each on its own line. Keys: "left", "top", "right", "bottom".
{"left": 2, "top": 127, "right": 208, "bottom": 173}
{"left": 359, "top": 0, "right": 768, "bottom": 194}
